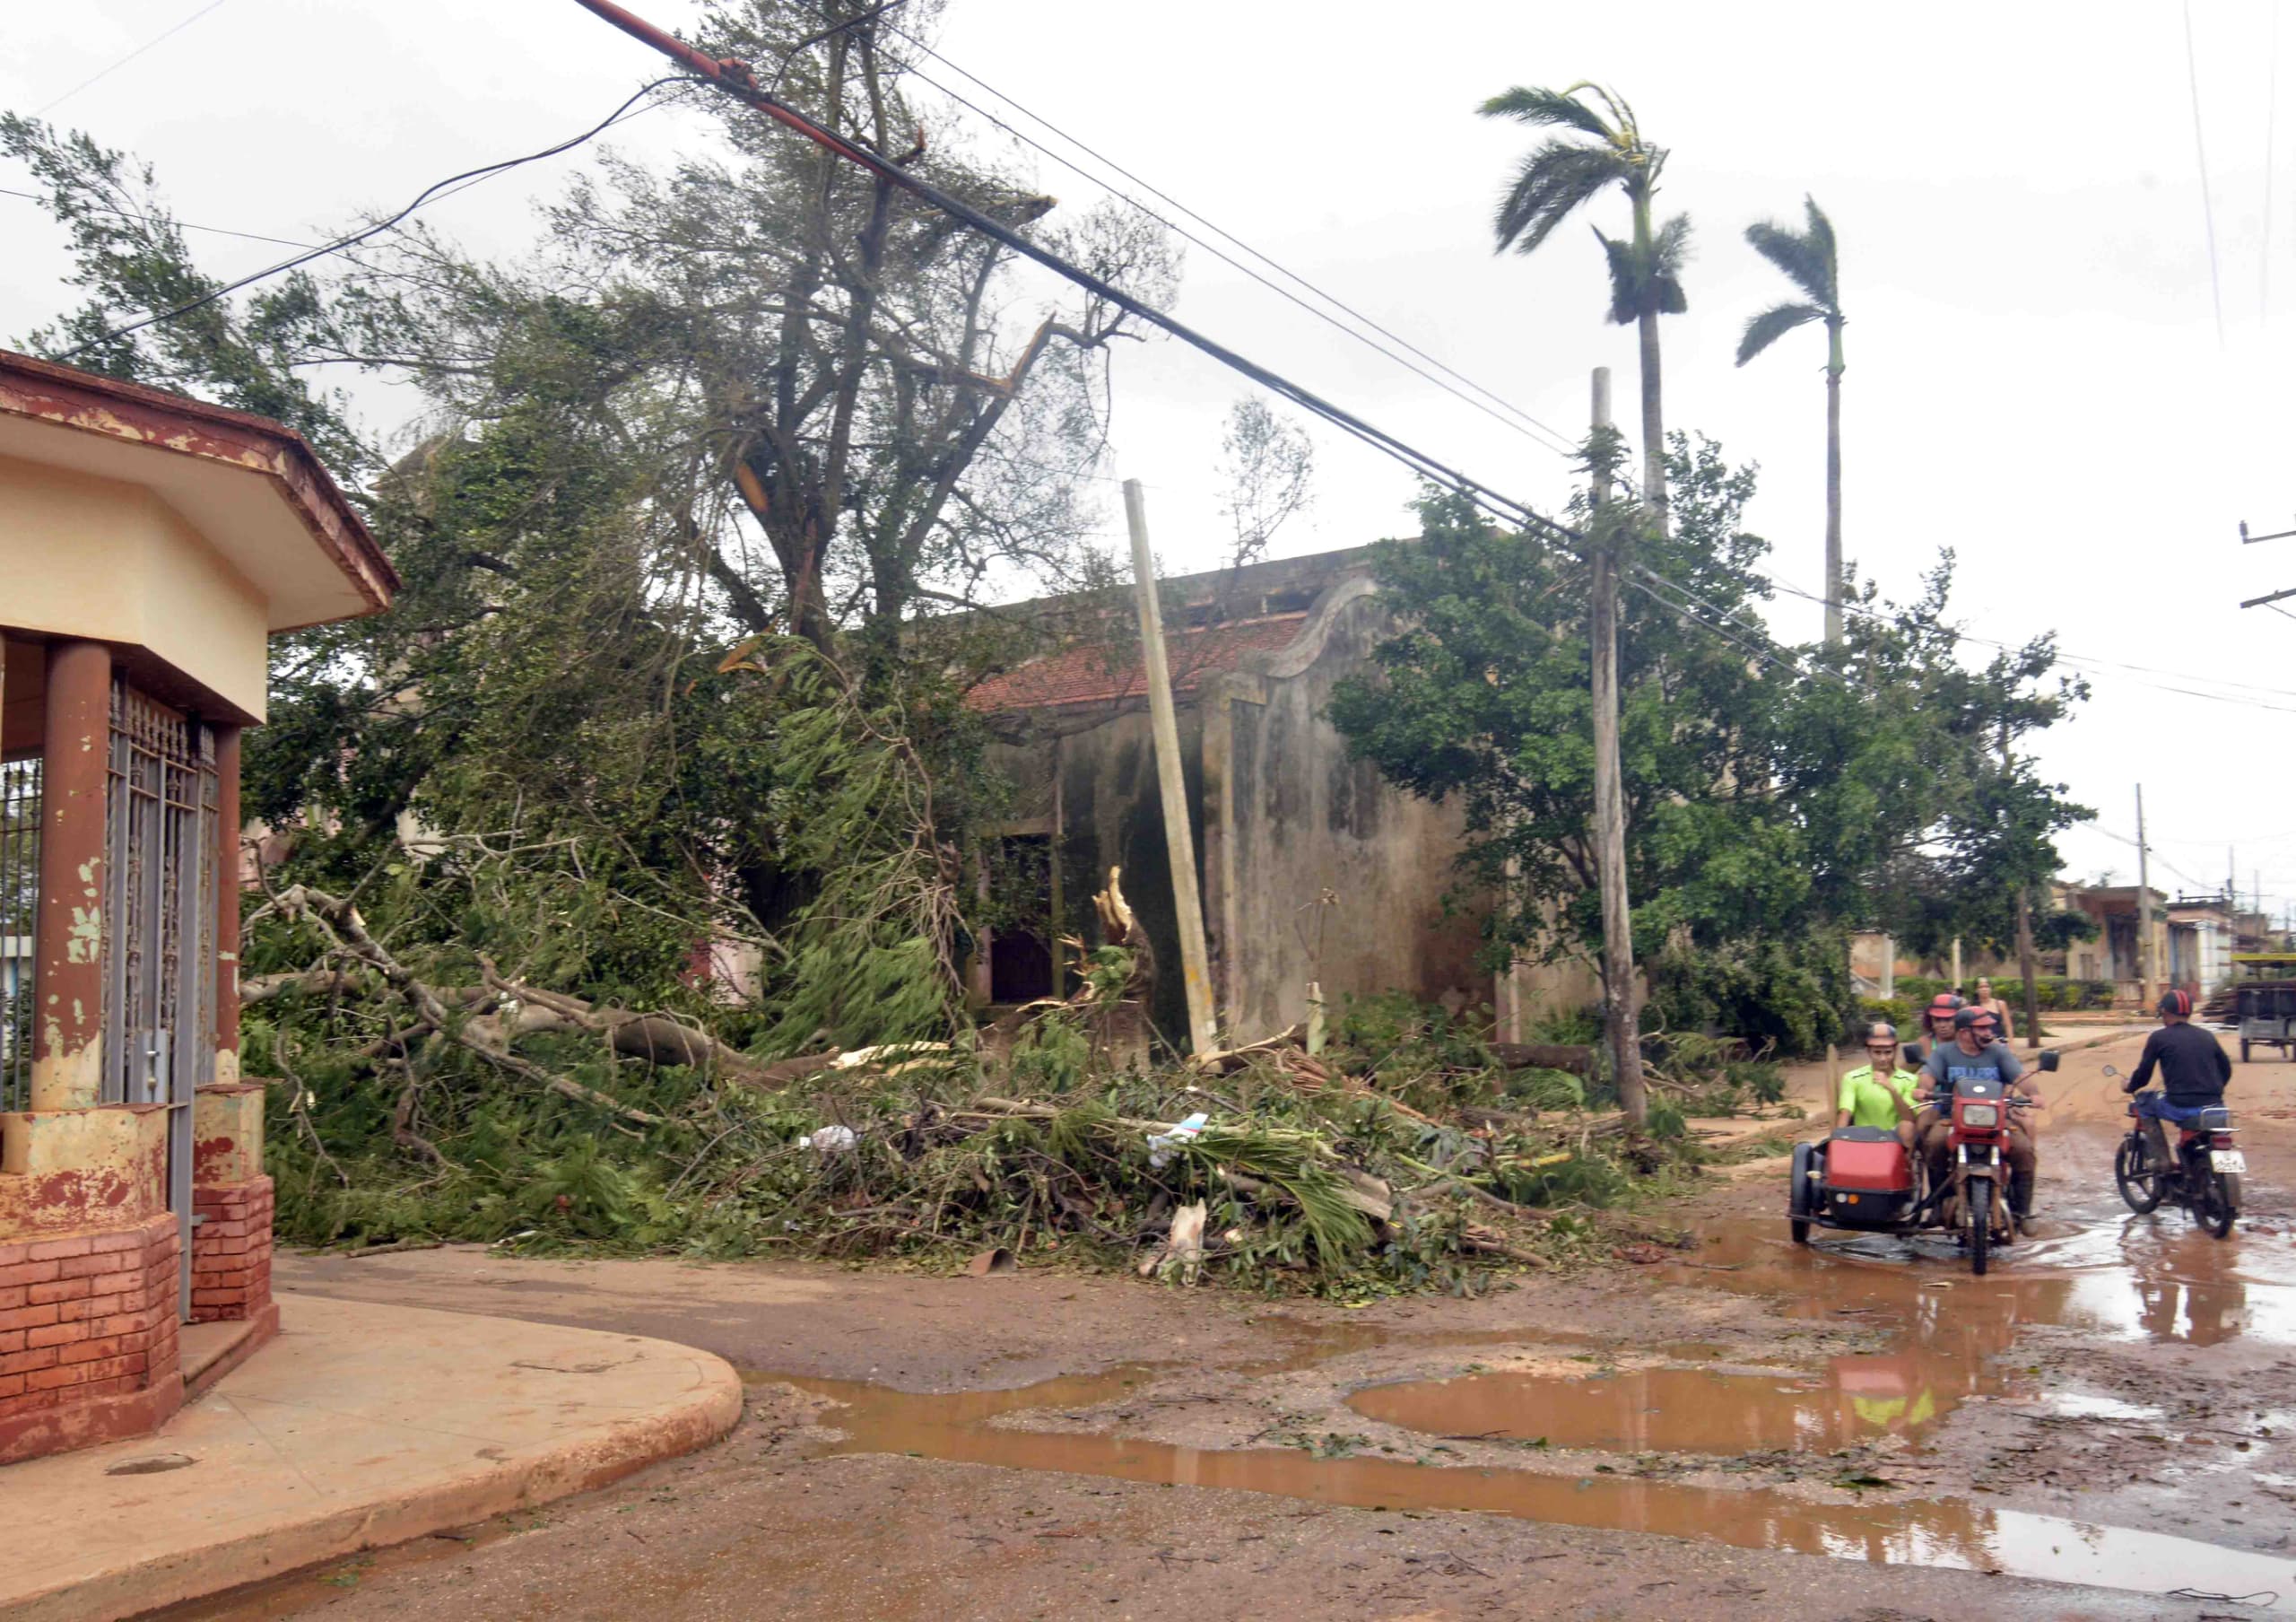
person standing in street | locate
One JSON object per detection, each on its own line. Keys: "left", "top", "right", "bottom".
{"left": 1973, "top": 977, "right": 2014, "bottom": 1042}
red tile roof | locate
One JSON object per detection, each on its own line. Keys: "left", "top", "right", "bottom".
{"left": 967, "top": 615, "right": 1309, "bottom": 712}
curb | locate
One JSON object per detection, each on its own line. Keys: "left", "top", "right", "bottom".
{"left": 1, "top": 1299, "right": 744, "bottom": 1622}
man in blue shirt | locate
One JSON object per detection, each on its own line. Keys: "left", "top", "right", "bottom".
{"left": 1918, "top": 1007, "right": 2044, "bottom": 1233}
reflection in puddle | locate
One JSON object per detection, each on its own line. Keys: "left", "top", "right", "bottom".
{"left": 1665, "top": 1211, "right": 2296, "bottom": 1352}
{"left": 774, "top": 1365, "right": 2296, "bottom": 1611}
{"left": 1347, "top": 1364, "right": 1941, "bottom": 1453}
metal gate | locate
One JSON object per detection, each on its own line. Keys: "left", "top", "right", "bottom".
{"left": 101, "top": 682, "right": 216, "bottom": 1321}
{"left": 0, "top": 757, "right": 38, "bottom": 1114}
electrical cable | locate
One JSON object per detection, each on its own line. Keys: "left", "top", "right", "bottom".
{"left": 56, "top": 75, "right": 690, "bottom": 362}
{"left": 1, "top": 186, "right": 320, "bottom": 251}
{"left": 2186, "top": 0, "right": 2227, "bottom": 345}
{"left": 35, "top": 0, "right": 233, "bottom": 116}
{"left": 2265, "top": 2, "right": 2279, "bottom": 326}
{"left": 565, "top": 0, "right": 1582, "bottom": 548}
{"left": 1756, "top": 568, "right": 2296, "bottom": 706}
{"left": 879, "top": 22, "right": 1582, "bottom": 461}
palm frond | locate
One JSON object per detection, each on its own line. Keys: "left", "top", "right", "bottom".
{"left": 1594, "top": 229, "right": 1639, "bottom": 325}
{"left": 1744, "top": 199, "right": 1837, "bottom": 311}
{"left": 1477, "top": 83, "right": 1614, "bottom": 142}
{"left": 1735, "top": 301, "right": 1823, "bottom": 365}
{"left": 1651, "top": 212, "right": 1693, "bottom": 277}
{"left": 1799, "top": 196, "right": 1837, "bottom": 286}
{"left": 1592, "top": 214, "right": 1693, "bottom": 323}
{"left": 1492, "top": 140, "right": 1631, "bottom": 254}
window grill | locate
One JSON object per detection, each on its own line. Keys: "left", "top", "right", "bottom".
{"left": 101, "top": 680, "right": 216, "bottom": 1322}
{"left": 1, "top": 757, "right": 38, "bottom": 1112}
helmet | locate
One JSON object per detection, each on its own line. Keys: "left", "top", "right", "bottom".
{"left": 1952, "top": 1007, "right": 1987, "bottom": 1032}
{"left": 2158, "top": 989, "right": 2193, "bottom": 1017}
{"left": 1926, "top": 993, "right": 1964, "bottom": 1016}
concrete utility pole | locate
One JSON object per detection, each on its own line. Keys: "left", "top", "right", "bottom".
{"left": 1123, "top": 479, "right": 1217, "bottom": 1056}
{"left": 1587, "top": 367, "right": 1647, "bottom": 1125}
{"left": 2135, "top": 784, "right": 2154, "bottom": 1006}
{"left": 2002, "top": 719, "right": 2040, "bottom": 1048}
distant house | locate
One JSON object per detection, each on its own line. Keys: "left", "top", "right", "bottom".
{"left": 965, "top": 546, "right": 1595, "bottom": 1049}
{"left": 2052, "top": 881, "right": 2166, "bottom": 998}
{"left": 2167, "top": 895, "right": 2237, "bottom": 998}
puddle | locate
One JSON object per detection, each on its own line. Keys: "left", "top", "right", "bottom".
{"left": 1347, "top": 1363, "right": 1949, "bottom": 1453}
{"left": 1663, "top": 1204, "right": 2296, "bottom": 1352}
{"left": 770, "top": 1365, "right": 2296, "bottom": 1610}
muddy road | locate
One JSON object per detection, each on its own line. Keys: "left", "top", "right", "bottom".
{"left": 162, "top": 1027, "right": 2296, "bottom": 1620}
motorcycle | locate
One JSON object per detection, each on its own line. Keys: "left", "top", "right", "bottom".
{"left": 2108, "top": 1063, "right": 2244, "bottom": 1238}
{"left": 1788, "top": 1050, "right": 2057, "bottom": 1276}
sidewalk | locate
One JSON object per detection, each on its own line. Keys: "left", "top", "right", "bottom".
{"left": 0, "top": 1293, "right": 742, "bottom": 1621}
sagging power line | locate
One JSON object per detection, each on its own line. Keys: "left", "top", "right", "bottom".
{"left": 878, "top": 21, "right": 1583, "bottom": 461}
{"left": 562, "top": 0, "right": 1584, "bottom": 550}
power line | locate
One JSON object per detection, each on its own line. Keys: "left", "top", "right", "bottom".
{"left": 881, "top": 22, "right": 1583, "bottom": 461}
{"left": 0, "top": 186, "right": 320, "bottom": 251}
{"left": 2266, "top": 2, "right": 2280, "bottom": 326}
{"left": 1758, "top": 568, "right": 2296, "bottom": 707}
{"left": 56, "top": 76, "right": 688, "bottom": 362}
{"left": 2186, "top": 0, "right": 2227, "bottom": 345}
{"left": 567, "top": 0, "right": 1581, "bottom": 549}
{"left": 35, "top": 0, "right": 233, "bottom": 116}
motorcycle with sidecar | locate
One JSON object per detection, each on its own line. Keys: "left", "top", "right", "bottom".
{"left": 1787, "top": 1048, "right": 2057, "bottom": 1275}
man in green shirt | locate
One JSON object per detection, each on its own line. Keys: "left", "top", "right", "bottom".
{"left": 1836, "top": 1024, "right": 1920, "bottom": 1147}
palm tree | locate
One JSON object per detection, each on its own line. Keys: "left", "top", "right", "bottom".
{"left": 1737, "top": 197, "right": 1845, "bottom": 643}
{"left": 1478, "top": 83, "right": 1686, "bottom": 522}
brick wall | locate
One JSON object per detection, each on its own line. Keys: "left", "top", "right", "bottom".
{"left": 191, "top": 1174, "right": 274, "bottom": 1323}
{"left": 0, "top": 1211, "right": 183, "bottom": 1464}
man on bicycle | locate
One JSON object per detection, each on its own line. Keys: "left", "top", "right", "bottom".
{"left": 1919, "top": 1007, "right": 2044, "bottom": 1233}
{"left": 2124, "top": 990, "right": 2233, "bottom": 1171}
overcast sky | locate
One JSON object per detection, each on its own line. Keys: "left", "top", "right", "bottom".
{"left": 7, "top": 0, "right": 2295, "bottom": 929}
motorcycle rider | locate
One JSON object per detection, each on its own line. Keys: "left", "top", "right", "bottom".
{"left": 2123, "top": 989, "right": 2233, "bottom": 1171}
{"left": 1908, "top": 992, "right": 1964, "bottom": 1065}
{"left": 1918, "top": 1007, "right": 2044, "bottom": 1234}
{"left": 1835, "top": 1023, "right": 1921, "bottom": 1147}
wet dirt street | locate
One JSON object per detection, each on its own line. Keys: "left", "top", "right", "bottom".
{"left": 161, "top": 1026, "right": 2296, "bottom": 1620}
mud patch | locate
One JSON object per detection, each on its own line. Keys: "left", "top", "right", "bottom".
{"left": 763, "top": 1365, "right": 2296, "bottom": 1610}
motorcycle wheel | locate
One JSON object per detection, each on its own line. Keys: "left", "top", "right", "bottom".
{"left": 1790, "top": 1218, "right": 1811, "bottom": 1245}
{"left": 2202, "top": 1173, "right": 2239, "bottom": 1238}
{"left": 2115, "top": 1135, "right": 2163, "bottom": 1214}
{"left": 1969, "top": 1179, "right": 1992, "bottom": 1277}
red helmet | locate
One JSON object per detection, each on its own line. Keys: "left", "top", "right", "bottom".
{"left": 2158, "top": 990, "right": 2193, "bottom": 1016}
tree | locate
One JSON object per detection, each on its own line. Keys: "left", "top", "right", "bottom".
{"left": 1478, "top": 83, "right": 1686, "bottom": 520}
{"left": 1330, "top": 445, "right": 2093, "bottom": 1058}
{"left": 1737, "top": 197, "right": 1846, "bottom": 644}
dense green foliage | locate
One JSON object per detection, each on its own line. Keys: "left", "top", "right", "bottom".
{"left": 1329, "top": 439, "right": 2091, "bottom": 1057}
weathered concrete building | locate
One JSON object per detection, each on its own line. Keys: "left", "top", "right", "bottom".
{"left": 968, "top": 548, "right": 1587, "bottom": 1048}
{"left": 0, "top": 350, "right": 394, "bottom": 1461}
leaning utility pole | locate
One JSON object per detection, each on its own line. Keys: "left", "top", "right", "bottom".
{"left": 1124, "top": 480, "right": 1218, "bottom": 1056}
{"left": 2135, "top": 784, "right": 2154, "bottom": 1006}
{"left": 1587, "top": 367, "right": 1647, "bottom": 1124}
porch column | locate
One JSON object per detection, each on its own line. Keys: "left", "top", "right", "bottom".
{"left": 30, "top": 641, "right": 109, "bottom": 1112}
{"left": 213, "top": 723, "right": 241, "bottom": 1082}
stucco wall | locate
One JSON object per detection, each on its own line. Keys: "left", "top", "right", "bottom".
{"left": 1213, "top": 589, "right": 1485, "bottom": 1042}
{"left": 0, "top": 453, "right": 268, "bottom": 720}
